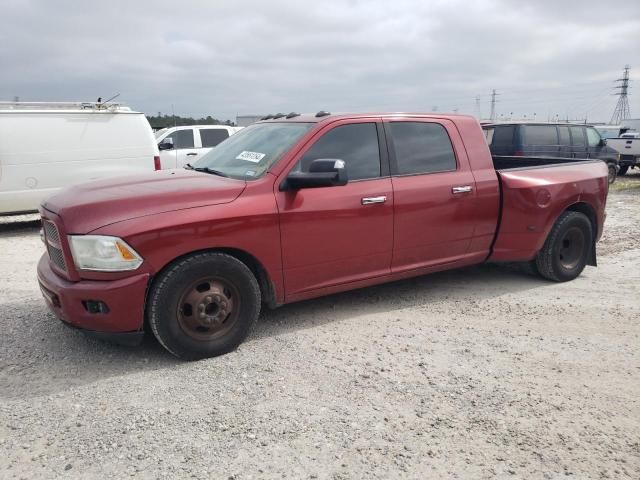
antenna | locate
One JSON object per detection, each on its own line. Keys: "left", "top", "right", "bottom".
{"left": 610, "top": 65, "right": 631, "bottom": 125}
{"left": 96, "top": 93, "right": 121, "bottom": 109}
{"left": 489, "top": 89, "right": 499, "bottom": 121}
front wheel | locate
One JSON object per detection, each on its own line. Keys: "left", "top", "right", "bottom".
{"left": 535, "top": 211, "right": 592, "bottom": 282}
{"left": 147, "top": 253, "right": 261, "bottom": 360}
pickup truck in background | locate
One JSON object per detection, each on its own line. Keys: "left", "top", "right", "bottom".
{"left": 155, "top": 125, "right": 243, "bottom": 169}
{"left": 37, "top": 113, "right": 609, "bottom": 359}
{"left": 606, "top": 131, "right": 640, "bottom": 175}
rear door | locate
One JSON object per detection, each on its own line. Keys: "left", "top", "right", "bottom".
{"left": 384, "top": 118, "right": 478, "bottom": 272}
{"left": 276, "top": 119, "right": 394, "bottom": 296}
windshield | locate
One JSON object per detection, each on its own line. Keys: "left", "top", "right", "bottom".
{"left": 192, "top": 122, "right": 313, "bottom": 180}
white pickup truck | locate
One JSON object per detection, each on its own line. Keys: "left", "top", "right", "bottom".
{"left": 155, "top": 125, "right": 242, "bottom": 169}
{"left": 595, "top": 127, "right": 640, "bottom": 175}
{"left": 607, "top": 133, "right": 640, "bottom": 175}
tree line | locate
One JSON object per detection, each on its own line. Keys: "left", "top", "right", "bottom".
{"left": 147, "top": 114, "right": 236, "bottom": 129}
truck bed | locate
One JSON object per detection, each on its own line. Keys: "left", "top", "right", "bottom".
{"left": 488, "top": 157, "right": 609, "bottom": 263}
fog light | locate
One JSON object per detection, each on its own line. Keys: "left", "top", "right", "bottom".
{"left": 83, "top": 300, "right": 110, "bottom": 314}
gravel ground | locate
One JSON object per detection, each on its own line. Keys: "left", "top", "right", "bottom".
{"left": 1, "top": 177, "right": 639, "bottom": 479}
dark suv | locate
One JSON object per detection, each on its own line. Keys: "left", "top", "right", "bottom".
{"left": 483, "top": 122, "right": 619, "bottom": 183}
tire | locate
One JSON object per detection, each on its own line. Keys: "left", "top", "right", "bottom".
{"left": 535, "top": 211, "right": 592, "bottom": 282}
{"left": 618, "top": 165, "right": 629, "bottom": 176}
{"left": 147, "top": 252, "right": 261, "bottom": 360}
{"left": 607, "top": 163, "right": 617, "bottom": 184}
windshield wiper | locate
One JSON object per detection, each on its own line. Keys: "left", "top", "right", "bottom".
{"left": 193, "top": 166, "right": 229, "bottom": 177}
{"left": 184, "top": 163, "right": 194, "bottom": 170}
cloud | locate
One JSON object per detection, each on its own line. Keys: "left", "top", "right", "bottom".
{"left": 1, "top": 0, "right": 638, "bottom": 122}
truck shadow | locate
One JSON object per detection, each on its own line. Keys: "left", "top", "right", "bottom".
{"left": 0, "top": 262, "right": 546, "bottom": 400}
{"left": 253, "top": 263, "right": 545, "bottom": 341}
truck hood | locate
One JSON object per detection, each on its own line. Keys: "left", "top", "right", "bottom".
{"left": 42, "top": 169, "right": 246, "bottom": 233}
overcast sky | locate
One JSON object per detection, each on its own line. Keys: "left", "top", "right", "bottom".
{"left": 1, "top": 0, "right": 639, "bottom": 123}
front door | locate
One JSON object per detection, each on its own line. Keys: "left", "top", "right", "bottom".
{"left": 159, "top": 128, "right": 198, "bottom": 168}
{"left": 384, "top": 119, "right": 480, "bottom": 272}
{"left": 275, "top": 120, "right": 393, "bottom": 297}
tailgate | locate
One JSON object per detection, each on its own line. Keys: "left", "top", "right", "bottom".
{"left": 489, "top": 161, "right": 608, "bottom": 262}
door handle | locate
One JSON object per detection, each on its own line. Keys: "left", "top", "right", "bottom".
{"left": 451, "top": 186, "right": 472, "bottom": 194}
{"left": 361, "top": 196, "right": 387, "bottom": 205}
{"left": 186, "top": 152, "right": 198, "bottom": 156}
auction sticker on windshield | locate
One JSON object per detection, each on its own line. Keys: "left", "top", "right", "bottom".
{"left": 236, "top": 151, "right": 265, "bottom": 163}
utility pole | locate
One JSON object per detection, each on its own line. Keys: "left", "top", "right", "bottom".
{"left": 610, "top": 65, "right": 631, "bottom": 125}
{"left": 489, "top": 89, "right": 499, "bottom": 121}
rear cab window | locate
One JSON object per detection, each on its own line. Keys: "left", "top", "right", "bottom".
{"left": 200, "top": 128, "right": 230, "bottom": 148}
{"left": 387, "top": 122, "right": 456, "bottom": 175}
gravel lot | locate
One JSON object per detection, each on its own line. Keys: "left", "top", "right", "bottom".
{"left": 1, "top": 177, "right": 639, "bottom": 479}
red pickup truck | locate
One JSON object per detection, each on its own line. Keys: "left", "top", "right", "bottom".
{"left": 37, "top": 113, "right": 608, "bottom": 359}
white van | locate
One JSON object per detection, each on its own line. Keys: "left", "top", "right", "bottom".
{"left": 0, "top": 101, "right": 159, "bottom": 215}
{"left": 155, "top": 125, "right": 242, "bottom": 169}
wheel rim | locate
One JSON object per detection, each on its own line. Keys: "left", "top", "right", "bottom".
{"left": 557, "top": 227, "right": 585, "bottom": 270}
{"left": 176, "top": 277, "right": 240, "bottom": 341}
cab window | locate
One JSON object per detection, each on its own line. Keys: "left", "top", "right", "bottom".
{"left": 297, "top": 123, "right": 381, "bottom": 181}
{"left": 163, "top": 129, "right": 195, "bottom": 149}
{"left": 388, "top": 122, "right": 456, "bottom": 175}
{"left": 586, "top": 128, "right": 601, "bottom": 147}
{"left": 200, "top": 128, "right": 229, "bottom": 148}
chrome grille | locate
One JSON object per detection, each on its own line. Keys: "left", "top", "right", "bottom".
{"left": 47, "top": 244, "right": 67, "bottom": 271}
{"left": 43, "top": 220, "right": 60, "bottom": 244}
{"left": 42, "top": 219, "right": 68, "bottom": 272}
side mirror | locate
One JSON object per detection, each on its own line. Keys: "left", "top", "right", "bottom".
{"left": 599, "top": 138, "right": 607, "bottom": 146}
{"left": 158, "top": 140, "right": 174, "bottom": 150}
{"left": 282, "top": 159, "right": 348, "bottom": 190}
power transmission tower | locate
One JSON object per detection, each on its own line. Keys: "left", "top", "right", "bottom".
{"left": 610, "top": 65, "right": 631, "bottom": 125}
{"left": 475, "top": 95, "right": 482, "bottom": 119}
{"left": 489, "top": 89, "right": 499, "bottom": 121}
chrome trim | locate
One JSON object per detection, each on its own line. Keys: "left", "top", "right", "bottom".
{"left": 361, "top": 196, "right": 387, "bottom": 205}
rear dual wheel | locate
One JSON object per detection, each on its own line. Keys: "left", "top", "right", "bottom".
{"left": 535, "top": 211, "right": 592, "bottom": 282}
{"left": 148, "top": 253, "right": 260, "bottom": 360}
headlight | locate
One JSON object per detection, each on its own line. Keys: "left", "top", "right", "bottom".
{"left": 68, "top": 235, "right": 143, "bottom": 271}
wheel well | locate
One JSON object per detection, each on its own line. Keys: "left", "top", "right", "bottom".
{"left": 214, "top": 248, "right": 279, "bottom": 309}
{"left": 566, "top": 202, "right": 597, "bottom": 235}
{"left": 148, "top": 248, "right": 279, "bottom": 311}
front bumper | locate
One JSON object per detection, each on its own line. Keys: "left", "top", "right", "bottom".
{"left": 37, "top": 254, "right": 149, "bottom": 338}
